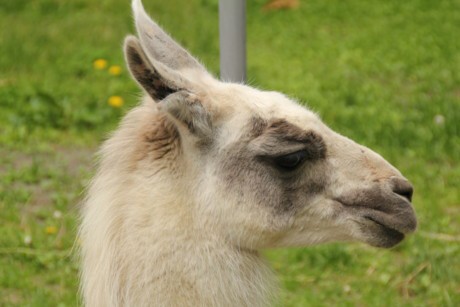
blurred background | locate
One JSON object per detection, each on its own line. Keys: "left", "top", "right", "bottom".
{"left": 0, "top": 0, "right": 459, "bottom": 305}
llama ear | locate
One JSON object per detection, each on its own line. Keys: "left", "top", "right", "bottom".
{"left": 160, "top": 91, "right": 212, "bottom": 139}
{"left": 124, "top": 36, "right": 193, "bottom": 101}
{"left": 132, "top": 0, "right": 208, "bottom": 74}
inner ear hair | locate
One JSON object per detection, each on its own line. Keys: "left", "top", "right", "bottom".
{"left": 124, "top": 36, "right": 180, "bottom": 101}
{"left": 160, "top": 91, "right": 212, "bottom": 140}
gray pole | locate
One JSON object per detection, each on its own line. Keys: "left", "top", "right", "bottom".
{"left": 219, "top": 0, "right": 246, "bottom": 82}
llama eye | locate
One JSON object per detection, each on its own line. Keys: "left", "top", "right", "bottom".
{"left": 274, "top": 150, "right": 308, "bottom": 170}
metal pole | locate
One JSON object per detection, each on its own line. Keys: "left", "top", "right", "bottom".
{"left": 219, "top": 0, "right": 246, "bottom": 82}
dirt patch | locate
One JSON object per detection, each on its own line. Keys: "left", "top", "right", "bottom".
{"left": 1, "top": 146, "right": 97, "bottom": 216}
{"left": 0, "top": 288, "right": 23, "bottom": 305}
{"left": 0, "top": 146, "right": 96, "bottom": 179}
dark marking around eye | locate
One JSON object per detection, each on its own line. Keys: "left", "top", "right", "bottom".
{"left": 249, "top": 116, "right": 268, "bottom": 138}
{"left": 218, "top": 117, "right": 330, "bottom": 217}
{"left": 256, "top": 118, "right": 327, "bottom": 160}
{"left": 302, "top": 131, "right": 327, "bottom": 160}
{"left": 268, "top": 119, "right": 324, "bottom": 148}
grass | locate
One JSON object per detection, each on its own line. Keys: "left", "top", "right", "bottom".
{"left": 0, "top": 0, "right": 459, "bottom": 305}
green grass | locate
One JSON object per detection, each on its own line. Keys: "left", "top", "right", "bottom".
{"left": 0, "top": 0, "right": 459, "bottom": 305}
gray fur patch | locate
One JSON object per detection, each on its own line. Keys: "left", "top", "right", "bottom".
{"left": 216, "top": 117, "right": 329, "bottom": 215}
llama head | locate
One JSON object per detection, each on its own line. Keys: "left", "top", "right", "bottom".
{"left": 124, "top": 0, "right": 416, "bottom": 249}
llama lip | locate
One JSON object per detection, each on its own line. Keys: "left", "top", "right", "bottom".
{"left": 364, "top": 215, "right": 404, "bottom": 236}
{"left": 363, "top": 214, "right": 405, "bottom": 246}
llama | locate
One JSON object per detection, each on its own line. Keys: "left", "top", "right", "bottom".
{"left": 79, "top": 0, "right": 417, "bottom": 306}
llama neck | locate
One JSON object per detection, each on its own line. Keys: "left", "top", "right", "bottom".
{"left": 115, "top": 220, "right": 278, "bottom": 306}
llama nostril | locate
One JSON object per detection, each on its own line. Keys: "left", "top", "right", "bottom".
{"left": 391, "top": 178, "right": 413, "bottom": 202}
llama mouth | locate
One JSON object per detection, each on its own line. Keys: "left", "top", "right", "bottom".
{"left": 334, "top": 194, "right": 416, "bottom": 245}
{"left": 364, "top": 215, "right": 404, "bottom": 236}
{"left": 363, "top": 215, "right": 405, "bottom": 248}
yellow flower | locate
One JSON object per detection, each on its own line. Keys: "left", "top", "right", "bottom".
{"left": 45, "top": 226, "right": 58, "bottom": 235}
{"left": 108, "top": 96, "right": 124, "bottom": 108}
{"left": 109, "top": 65, "right": 122, "bottom": 76}
{"left": 93, "top": 58, "right": 108, "bottom": 70}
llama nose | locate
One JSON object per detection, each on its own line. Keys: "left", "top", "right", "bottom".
{"left": 391, "top": 177, "right": 413, "bottom": 202}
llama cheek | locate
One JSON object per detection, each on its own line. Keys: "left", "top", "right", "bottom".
{"left": 217, "top": 155, "right": 281, "bottom": 212}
